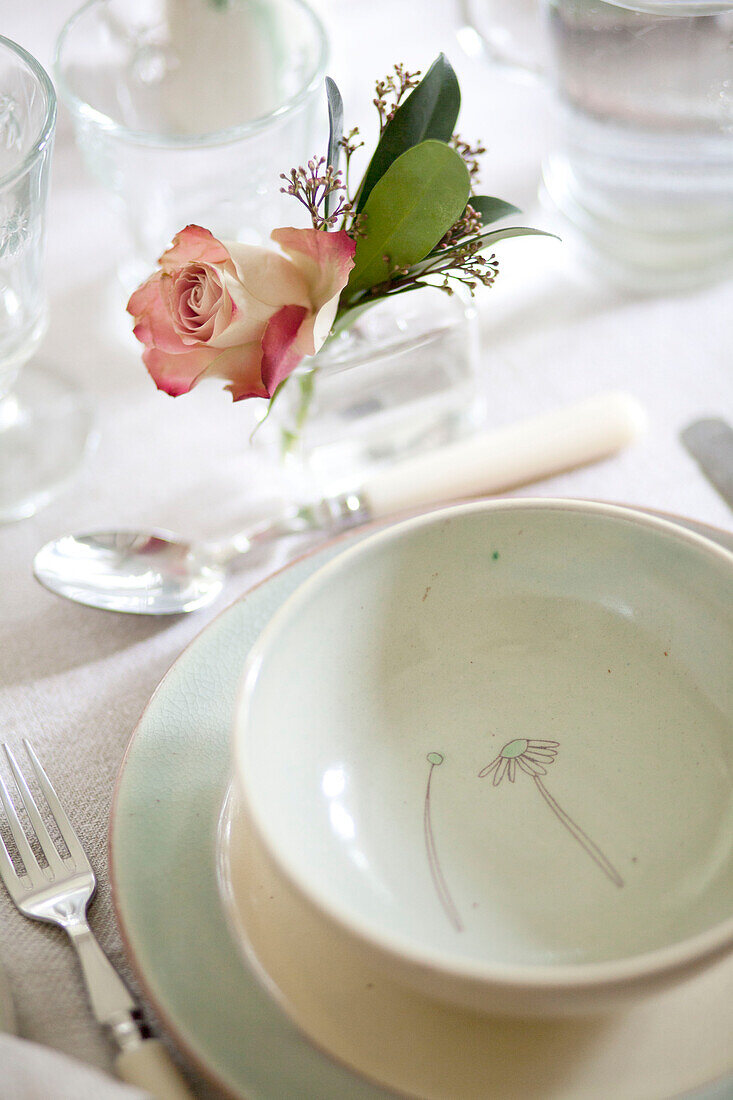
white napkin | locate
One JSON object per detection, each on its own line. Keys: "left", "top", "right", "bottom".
{"left": 0, "top": 1035, "right": 150, "bottom": 1100}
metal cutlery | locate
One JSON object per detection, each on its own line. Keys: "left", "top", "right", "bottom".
{"left": 0, "top": 740, "right": 193, "bottom": 1098}
{"left": 33, "top": 391, "right": 646, "bottom": 615}
{"left": 680, "top": 417, "right": 733, "bottom": 513}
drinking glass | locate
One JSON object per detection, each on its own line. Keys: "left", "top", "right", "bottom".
{"left": 0, "top": 36, "right": 90, "bottom": 521}
{"left": 459, "top": 0, "right": 733, "bottom": 289}
{"left": 55, "top": 0, "right": 328, "bottom": 290}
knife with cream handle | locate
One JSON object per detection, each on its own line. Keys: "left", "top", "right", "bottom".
{"left": 360, "top": 391, "right": 646, "bottom": 516}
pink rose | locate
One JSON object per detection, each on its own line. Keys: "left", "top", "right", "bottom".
{"left": 127, "top": 224, "right": 355, "bottom": 401}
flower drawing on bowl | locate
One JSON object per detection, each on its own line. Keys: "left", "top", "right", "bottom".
{"left": 480, "top": 739, "right": 624, "bottom": 888}
{"left": 424, "top": 752, "right": 464, "bottom": 932}
{"left": 480, "top": 737, "right": 559, "bottom": 785}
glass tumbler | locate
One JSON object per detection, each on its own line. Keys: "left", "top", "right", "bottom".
{"left": 460, "top": 0, "right": 733, "bottom": 290}
{"left": 55, "top": 0, "right": 329, "bottom": 291}
{"left": 0, "top": 36, "right": 90, "bottom": 521}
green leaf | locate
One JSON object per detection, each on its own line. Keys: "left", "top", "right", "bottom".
{"left": 295, "top": 369, "right": 316, "bottom": 432}
{"left": 468, "top": 195, "right": 521, "bottom": 225}
{"left": 329, "top": 300, "right": 378, "bottom": 339}
{"left": 409, "top": 226, "right": 559, "bottom": 279}
{"left": 280, "top": 428, "right": 298, "bottom": 457}
{"left": 325, "top": 77, "right": 343, "bottom": 217}
{"left": 346, "top": 140, "right": 470, "bottom": 298}
{"left": 454, "top": 225, "right": 558, "bottom": 253}
{"left": 248, "top": 377, "right": 289, "bottom": 443}
{"left": 325, "top": 77, "right": 343, "bottom": 174}
{"left": 355, "top": 54, "right": 460, "bottom": 215}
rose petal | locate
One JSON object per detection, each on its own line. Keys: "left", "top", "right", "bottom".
{"left": 159, "top": 225, "right": 230, "bottom": 269}
{"left": 259, "top": 304, "right": 309, "bottom": 397}
{"left": 144, "top": 341, "right": 271, "bottom": 401}
{"left": 210, "top": 345, "right": 270, "bottom": 401}
{"left": 205, "top": 261, "right": 292, "bottom": 351}
{"left": 271, "top": 228, "right": 355, "bottom": 303}
{"left": 271, "top": 228, "right": 355, "bottom": 354}
{"left": 128, "top": 272, "right": 191, "bottom": 355}
{"left": 224, "top": 240, "right": 311, "bottom": 313}
{"left": 142, "top": 344, "right": 221, "bottom": 396}
{"left": 309, "top": 289, "right": 342, "bottom": 353}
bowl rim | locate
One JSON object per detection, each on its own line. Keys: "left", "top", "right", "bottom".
{"left": 53, "top": 0, "right": 329, "bottom": 149}
{"left": 233, "top": 497, "right": 733, "bottom": 997}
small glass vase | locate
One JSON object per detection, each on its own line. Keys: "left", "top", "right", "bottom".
{"left": 256, "top": 288, "right": 483, "bottom": 498}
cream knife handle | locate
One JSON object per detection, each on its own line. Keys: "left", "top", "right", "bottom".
{"left": 362, "top": 392, "right": 646, "bottom": 518}
{"left": 116, "top": 1040, "right": 194, "bottom": 1099}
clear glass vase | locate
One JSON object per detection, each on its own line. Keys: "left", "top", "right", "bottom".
{"left": 256, "top": 289, "right": 483, "bottom": 498}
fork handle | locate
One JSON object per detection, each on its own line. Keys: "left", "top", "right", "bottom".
{"left": 116, "top": 1040, "right": 194, "bottom": 1099}
{"left": 67, "top": 922, "right": 137, "bottom": 1022}
{"left": 67, "top": 925, "right": 194, "bottom": 1097}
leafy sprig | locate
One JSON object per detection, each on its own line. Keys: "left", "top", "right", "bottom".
{"left": 373, "top": 64, "right": 422, "bottom": 133}
{"left": 270, "top": 55, "right": 555, "bottom": 450}
{"left": 338, "top": 128, "right": 365, "bottom": 204}
{"left": 282, "top": 55, "right": 554, "bottom": 324}
{"left": 279, "top": 158, "right": 351, "bottom": 231}
{"left": 451, "top": 135, "right": 486, "bottom": 184}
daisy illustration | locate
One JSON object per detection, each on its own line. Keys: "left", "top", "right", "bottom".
{"left": 479, "top": 738, "right": 623, "bottom": 888}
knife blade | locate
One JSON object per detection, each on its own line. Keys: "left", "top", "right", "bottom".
{"left": 680, "top": 418, "right": 733, "bottom": 513}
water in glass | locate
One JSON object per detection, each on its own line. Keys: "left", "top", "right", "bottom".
{"left": 543, "top": 1, "right": 733, "bottom": 285}
{"left": 461, "top": 0, "right": 733, "bottom": 286}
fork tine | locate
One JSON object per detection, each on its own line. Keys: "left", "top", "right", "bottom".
{"left": 0, "top": 771, "right": 47, "bottom": 889}
{"left": 22, "top": 740, "right": 89, "bottom": 871}
{"left": 4, "top": 745, "right": 66, "bottom": 875}
{"left": 0, "top": 828, "right": 24, "bottom": 900}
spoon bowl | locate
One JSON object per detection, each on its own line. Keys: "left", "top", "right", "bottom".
{"left": 32, "top": 531, "right": 225, "bottom": 615}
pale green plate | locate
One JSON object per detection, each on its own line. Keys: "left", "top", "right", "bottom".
{"left": 111, "top": 529, "right": 383, "bottom": 1099}
{"left": 110, "top": 512, "right": 733, "bottom": 1100}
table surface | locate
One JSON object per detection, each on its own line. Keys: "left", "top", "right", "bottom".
{"left": 1, "top": 1, "right": 732, "bottom": 1097}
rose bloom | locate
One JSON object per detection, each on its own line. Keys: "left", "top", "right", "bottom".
{"left": 127, "top": 224, "right": 355, "bottom": 401}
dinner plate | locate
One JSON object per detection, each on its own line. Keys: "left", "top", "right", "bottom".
{"left": 218, "top": 786, "right": 733, "bottom": 1100}
{"left": 110, "top": 507, "right": 733, "bottom": 1100}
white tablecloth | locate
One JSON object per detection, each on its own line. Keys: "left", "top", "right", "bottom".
{"left": 1, "top": 1, "right": 732, "bottom": 1097}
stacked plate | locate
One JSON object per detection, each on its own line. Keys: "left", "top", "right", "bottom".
{"left": 111, "top": 499, "right": 733, "bottom": 1099}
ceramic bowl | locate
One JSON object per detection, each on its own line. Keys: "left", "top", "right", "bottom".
{"left": 233, "top": 499, "right": 733, "bottom": 1016}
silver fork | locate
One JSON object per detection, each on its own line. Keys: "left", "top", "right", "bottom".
{"left": 0, "top": 740, "right": 193, "bottom": 1099}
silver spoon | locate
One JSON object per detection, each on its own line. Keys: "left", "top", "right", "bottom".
{"left": 32, "top": 496, "right": 367, "bottom": 615}
{"left": 32, "top": 393, "right": 645, "bottom": 615}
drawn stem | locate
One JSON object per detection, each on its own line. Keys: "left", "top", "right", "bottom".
{"left": 533, "top": 776, "right": 624, "bottom": 888}
{"left": 424, "top": 757, "right": 464, "bottom": 931}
